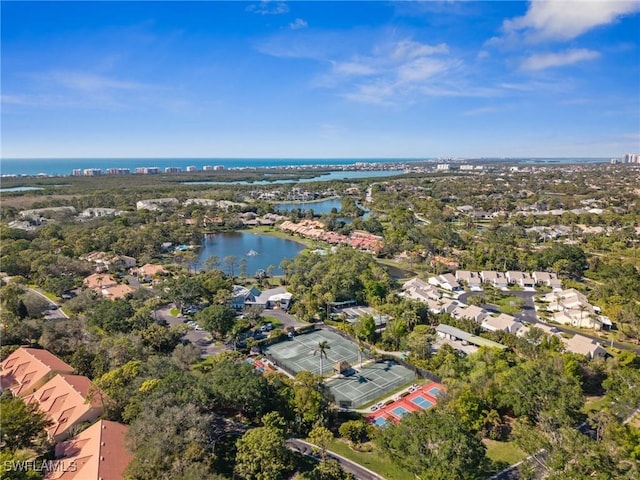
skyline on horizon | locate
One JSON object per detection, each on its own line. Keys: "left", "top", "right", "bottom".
{"left": 2, "top": 1, "right": 639, "bottom": 159}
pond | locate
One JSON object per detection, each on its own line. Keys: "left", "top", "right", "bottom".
{"left": 197, "top": 232, "right": 305, "bottom": 276}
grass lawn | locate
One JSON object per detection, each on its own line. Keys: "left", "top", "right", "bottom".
{"left": 583, "top": 395, "right": 607, "bottom": 414}
{"left": 494, "top": 296, "right": 525, "bottom": 315}
{"left": 326, "top": 439, "right": 413, "bottom": 480}
{"left": 483, "top": 439, "right": 527, "bottom": 466}
{"left": 262, "top": 316, "right": 284, "bottom": 328}
{"left": 170, "top": 308, "right": 180, "bottom": 316}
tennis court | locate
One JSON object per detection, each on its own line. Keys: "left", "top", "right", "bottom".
{"left": 427, "top": 385, "right": 443, "bottom": 397}
{"left": 410, "top": 395, "right": 434, "bottom": 409}
{"left": 264, "top": 329, "right": 362, "bottom": 376}
{"left": 326, "top": 360, "right": 417, "bottom": 408}
{"left": 390, "top": 406, "right": 411, "bottom": 418}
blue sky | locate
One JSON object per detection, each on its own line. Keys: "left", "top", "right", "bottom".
{"left": 2, "top": 1, "right": 639, "bottom": 158}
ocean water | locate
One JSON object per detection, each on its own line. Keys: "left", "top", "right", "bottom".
{"left": 0, "top": 157, "right": 610, "bottom": 177}
{"left": 0, "top": 158, "right": 420, "bottom": 176}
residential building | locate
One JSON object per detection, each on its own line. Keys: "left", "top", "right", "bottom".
{"left": 481, "top": 314, "right": 523, "bottom": 334}
{"left": 505, "top": 271, "right": 535, "bottom": 287}
{"left": 428, "top": 273, "right": 461, "bottom": 291}
{"left": 83, "top": 273, "right": 118, "bottom": 290}
{"left": 48, "top": 420, "right": 132, "bottom": 480}
{"left": 137, "top": 263, "right": 169, "bottom": 278}
{"left": 25, "top": 374, "right": 105, "bottom": 441}
{"left": 564, "top": 335, "right": 607, "bottom": 359}
{"left": 230, "top": 285, "right": 262, "bottom": 310}
{"left": 135, "top": 198, "right": 180, "bottom": 211}
{"left": 480, "top": 271, "right": 508, "bottom": 288}
{"left": 101, "top": 284, "right": 135, "bottom": 300}
{"left": 455, "top": 270, "right": 482, "bottom": 288}
{"left": 452, "top": 304, "right": 488, "bottom": 323}
{"left": 249, "top": 286, "right": 293, "bottom": 310}
{"left": 533, "top": 271, "right": 563, "bottom": 289}
{"left": 1, "top": 347, "right": 74, "bottom": 398}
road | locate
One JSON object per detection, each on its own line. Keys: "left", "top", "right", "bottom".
{"left": 28, "top": 288, "right": 69, "bottom": 320}
{"left": 262, "top": 308, "right": 307, "bottom": 330}
{"left": 286, "top": 438, "right": 385, "bottom": 480}
{"left": 457, "top": 289, "right": 640, "bottom": 353}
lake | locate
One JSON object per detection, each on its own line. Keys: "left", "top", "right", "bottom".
{"left": 185, "top": 169, "right": 407, "bottom": 186}
{"left": 197, "top": 232, "right": 305, "bottom": 276}
{"left": 275, "top": 198, "right": 342, "bottom": 215}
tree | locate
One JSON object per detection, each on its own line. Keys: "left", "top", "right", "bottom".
{"left": 290, "top": 371, "right": 328, "bottom": 433}
{"left": 376, "top": 408, "right": 488, "bottom": 480}
{"left": 88, "top": 299, "right": 135, "bottom": 333}
{"left": 1, "top": 395, "right": 51, "bottom": 452}
{"left": 223, "top": 255, "right": 238, "bottom": 278}
{"left": 308, "top": 424, "right": 333, "bottom": 462}
{"left": 195, "top": 304, "right": 236, "bottom": 338}
{"left": 314, "top": 341, "right": 331, "bottom": 376}
{"left": 203, "top": 255, "right": 220, "bottom": 271}
{"left": 306, "top": 459, "right": 353, "bottom": 480}
{"left": 354, "top": 314, "right": 376, "bottom": 343}
{"left": 338, "top": 420, "right": 370, "bottom": 446}
{"left": 234, "top": 427, "right": 293, "bottom": 480}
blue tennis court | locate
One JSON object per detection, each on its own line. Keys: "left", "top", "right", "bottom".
{"left": 374, "top": 416, "right": 389, "bottom": 427}
{"left": 391, "top": 406, "right": 411, "bottom": 418}
{"left": 427, "top": 386, "right": 442, "bottom": 396}
{"left": 411, "top": 395, "right": 434, "bottom": 409}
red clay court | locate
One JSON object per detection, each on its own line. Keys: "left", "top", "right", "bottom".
{"left": 367, "top": 381, "right": 445, "bottom": 428}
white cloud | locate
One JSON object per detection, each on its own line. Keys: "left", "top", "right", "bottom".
{"left": 521, "top": 48, "right": 600, "bottom": 70}
{"left": 289, "top": 18, "right": 308, "bottom": 30}
{"left": 246, "top": 1, "right": 289, "bottom": 16}
{"left": 502, "top": 0, "right": 640, "bottom": 42}
{"left": 47, "top": 71, "right": 144, "bottom": 92}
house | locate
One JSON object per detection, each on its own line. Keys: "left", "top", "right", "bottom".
{"left": 481, "top": 314, "right": 523, "bottom": 334}
{"left": 505, "top": 271, "right": 535, "bottom": 288}
{"left": 83, "top": 273, "right": 117, "bottom": 290}
{"left": 47, "top": 420, "right": 132, "bottom": 480}
{"left": 249, "top": 286, "right": 293, "bottom": 310}
{"left": 428, "top": 273, "right": 461, "bottom": 291}
{"left": 564, "top": 335, "right": 607, "bottom": 360}
{"left": 480, "top": 271, "right": 508, "bottom": 288}
{"left": 401, "top": 277, "right": 441, "bottom": 302}
{"left": 1, "top": 347, "right": 74, "bottom": 398}
{"left": 452, "top": 304, "right": 488, "bottom": 323}
{"left": 137, "top": 263, "right": 169, "bottom": 278}
{"left": 533, "top": 271, "right": 563, "bottom": 290}
{"left": 455, "top": 270, "right": 482, "bottom": 288}
{"left": 543, "top": 288, "right": 590, "bottom": 311}
{"left": 435, "top": 324, "right": 507, "bottom": 350}
{"left": 101, "top": 284, "right": 135, "bottom": 300}
{"left": 135, "top": 198, "right": 179, "bottom": 211}
{"left": 24, "top": 374, "right": 105, "bottom": 441}
{"left": 230, "top": 285, "right": 262, "bottom": 310}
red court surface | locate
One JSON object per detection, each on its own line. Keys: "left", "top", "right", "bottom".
{"left": 366, "top": 381, "right": 446, "bottom": 427}
{"left": 245, "top": 357, "right": 276, "bottom": 374}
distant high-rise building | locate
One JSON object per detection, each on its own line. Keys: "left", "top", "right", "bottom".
{"left": 186, "top": 165, "right": 197, "bottom": 172}
{"left": 164, "top": 167, "right": 182, "bottom": 173}
{"left": 135, "top": 167, "right": 160, "bottom": 174}
{"left": 106, "top": 168, "right": 130, "bottom": 175}
{"left": 72, "top": 169, "right": 82, "bottom": 176}
{"left": 203, "top": 165, "right": 214, "bottom": 171}
{"left": 623, "top": 153, "right": 639, "bottom": 164}
{"left": 84, "top": 168, "right": 102, "bottom": 176}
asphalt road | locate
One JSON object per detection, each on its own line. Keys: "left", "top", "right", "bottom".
{"left": 29, "top": 288, "right": 68, "bottom": 320}
{"left": 155, "top": 304, "right": 225, "bottom": 356}
{"left": 286, "top": 438, "right": 385, "bottom": 480}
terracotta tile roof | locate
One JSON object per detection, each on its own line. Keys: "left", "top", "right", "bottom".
{"left": 101, "top": 284, "right": 135, "bottom": 300}
{"left": 83, "top": 274, "right": 118, "bottom": 290}
{"left": 48, "top": 420, "right": 132, "bottom": 480}
{"left": 25, "top": 374, "right": 105, "bottom": 441}
{"left": 1, "top": 347, "right": 74, "bottom": 397}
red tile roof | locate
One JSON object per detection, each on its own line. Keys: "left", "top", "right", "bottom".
{"left": 1, "top": 347, "right": 74, "bottom": 397}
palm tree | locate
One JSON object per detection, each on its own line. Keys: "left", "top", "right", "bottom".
{"left": 314, "top": 340, "right": 330, "bottom": 376}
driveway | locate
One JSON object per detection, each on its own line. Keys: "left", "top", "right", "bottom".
{"left": 262, "top": 308, "right": 307, "bottom": 329}
{"left": 155, "top": 304, "right": 227, "bottom": 357}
